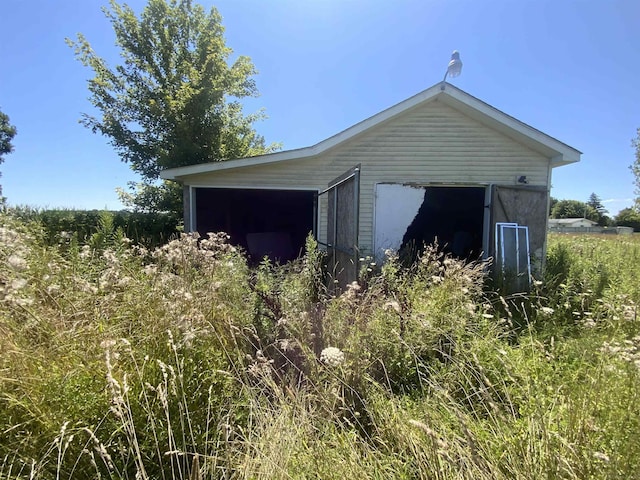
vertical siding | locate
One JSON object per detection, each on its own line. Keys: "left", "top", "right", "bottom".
{"left": 184, "top": 100, "right": 550, "bottom": 255}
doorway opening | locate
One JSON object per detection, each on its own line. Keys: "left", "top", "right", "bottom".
{"left": 194, "top": 187, "right": 316, "bottom": 263}
{"left": 400, "top": 186, "right": 486, "bottom": 259}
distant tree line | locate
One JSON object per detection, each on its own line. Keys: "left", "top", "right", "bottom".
{"left": 550, "top": 192, "right": 640, "bottom": 231}
{"left": 9, "top": 207, "right": 181, "bottom": 248}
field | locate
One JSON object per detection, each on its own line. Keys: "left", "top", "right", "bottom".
{"left": 1, "top": 212, "right": 639, "bottom": 479}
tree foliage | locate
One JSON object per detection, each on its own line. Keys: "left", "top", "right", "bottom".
{"left": 67, "top": 0, "right": 277, "bottom": 212}
{"left": 586, "top": 192, "right": 610, "bottom": 226}
{"left": 586, "top": 193, "right": 607, "bottom": 215}
{"left": 550, "top": 199, "right": 599, "bottom": 222}
{"left": 0, "top": 108, "right": 17, "bottom": 200}
{"left": 614, "top": 207, "right": 640, "bottom": 231}
{"left": 0, "top": 109, "right": 16, "bottom": 162}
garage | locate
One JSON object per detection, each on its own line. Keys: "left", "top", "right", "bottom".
{"left": 162, "top": 82, "right": 581, "bottom": 287}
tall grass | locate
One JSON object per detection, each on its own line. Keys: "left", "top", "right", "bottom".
{"left": 1, "top": 215, "right": 639, "bottom": 479}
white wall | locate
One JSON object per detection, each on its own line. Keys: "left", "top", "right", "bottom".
{"left": 373, "top": 183, "right": 425, "bottom": 261}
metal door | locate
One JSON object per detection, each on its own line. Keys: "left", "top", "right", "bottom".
{"left": 316, "top": 165, "right": 361, "bottom": 291}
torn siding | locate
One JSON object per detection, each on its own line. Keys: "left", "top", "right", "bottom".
{"left": 373, "top": 183, "right": 425, "bottom": 261}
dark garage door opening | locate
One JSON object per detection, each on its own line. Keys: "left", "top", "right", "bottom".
{"left": 401, "top": 186, "right": 485, "bottom": 259}
{"left": 195, "top": 188, "right": 316, "bottom": 263}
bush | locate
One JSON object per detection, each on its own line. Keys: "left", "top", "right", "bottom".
{"left": 8, "top": 207, "right": 181, "bottom": 247}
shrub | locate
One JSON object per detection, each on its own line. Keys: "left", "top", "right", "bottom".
{"left": 8, "top": 207, "right": 181, "bottom": 247}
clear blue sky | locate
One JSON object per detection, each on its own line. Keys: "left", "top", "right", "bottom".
{"left": 1, "top": 0, "right": 638, "bottom": 215}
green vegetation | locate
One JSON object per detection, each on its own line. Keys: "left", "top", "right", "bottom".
{"left": 8, "top": 207, "right": 180, "bottom": 248}
{"left": 0, "top": 108, "right": 17, "bottom": 200}
{"left": 616, "top": 207, "right": 640, "bottom": 231}
{"left": 551, "top": 199, "right": 599, "bottom": 222}
{"left": 67, "top": 0, "right": 279, "bottom": 214}
{"left": 1, "top": 213, "right": 639, "bottom": 479}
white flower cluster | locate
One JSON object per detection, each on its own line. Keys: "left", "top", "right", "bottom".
{"left": 320, "top": 347, "right": 345, "bottom": 367}
{"left": 1, "top": 223, "right": 34, "bottom": 306}
{"left": 343, "top": 281, "right": 361, "bottom": 301}
{"left": 247, "top": 349, "right": 273, "bottom": 378}
{"left": 152, "top": 232, "right": 236, "bottom": 273}
{"left": 600, "top": 336, "right": 640, "bottom": 370}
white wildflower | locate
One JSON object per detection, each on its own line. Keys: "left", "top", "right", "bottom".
{"left": 100, "top": 339, "right": 117, "bottom": 350}
{"left": 320, "top": 347, "right": 345, "bottom": 367}
{"left": 143, "top": 264, "right": 158, "bottom": 275}
{"left": 540, "top": 307, "right": 555, "bottom": 316}
{"left": 593, "top": 451, "right": 610, "bottom": 462}
{"left": 10, "top": 278, "right": 28, "bottom": 290}
{"left": 79, "top": 245, "right": 92, "bottom": 260}
{"left": 7, "top": 254, "right": 27, "bottom": 271}
{"left": 279, "top": 338, "right": 294, "bottom": 352}
{"left": 14, "top": 297, "right": 34, "bottom": 307}
{"left": 384, "top": 300, "right": 401, "bottom": 313}
{"left": 343, "top": 281, "right": 361, "bottom": 300}
{"left": 102, "top": 249, "right": 119, "bottom": 265}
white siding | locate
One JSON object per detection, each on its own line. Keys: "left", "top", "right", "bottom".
{"left": 184, "top": 100, "right": 550, "bottom": 255}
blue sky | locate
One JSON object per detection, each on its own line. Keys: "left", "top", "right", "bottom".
{"left": 1, "top": 0, "right": 638, "bottom": 215}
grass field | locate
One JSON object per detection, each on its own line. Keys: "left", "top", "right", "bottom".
{"left": 1, "top": 213, "right": 639, "bottom": 479}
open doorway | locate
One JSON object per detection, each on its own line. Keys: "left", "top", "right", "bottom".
{"left": 194, "top": 187, "right": 316, "bottom": 263}
{"left": 374, "top": 184, "right": 486, "bottom": 261}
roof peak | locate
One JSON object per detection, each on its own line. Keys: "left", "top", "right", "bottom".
{"left": 161, "top": 82, "right": 581, "bottom": 180}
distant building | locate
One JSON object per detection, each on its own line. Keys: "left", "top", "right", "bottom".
{"left": 548, "top": 218, "right": 598, "bottom": 231}
{"left": 547, "top": 218, "right": 634, "bottom": 235}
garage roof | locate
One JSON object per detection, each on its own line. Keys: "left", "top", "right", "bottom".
{"left": 161, "top": 82, "right": 581, "bottom": 181}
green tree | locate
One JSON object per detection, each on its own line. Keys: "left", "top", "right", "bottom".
{"left": 586, "top": 192, "right": 609, "bottom": 226}
{"left": 615, "top": 207, "right": 640, "bottom": 231}
{"left": 67, "top": 0, "right": 278, "bottom": 213}
{"left": 0, "top": 108, "right": 18, "bottom": 200}
{"left": 550, "top": 199, "right": 599, "bottom": 222}
{"left": 586, "top": 192, "right": 607, "bottom": 215}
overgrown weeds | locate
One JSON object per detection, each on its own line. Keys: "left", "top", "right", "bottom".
{"left": 1, "top": 216, "right": 639, "bottom": 479}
